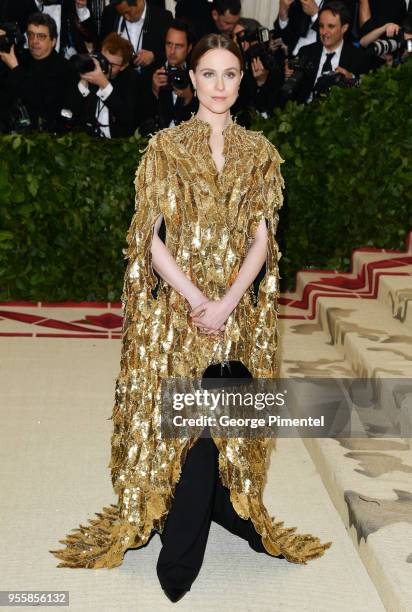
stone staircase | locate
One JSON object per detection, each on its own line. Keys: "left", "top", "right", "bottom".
{"left": 279, "top": 231, "right": 412, "bottom": 611}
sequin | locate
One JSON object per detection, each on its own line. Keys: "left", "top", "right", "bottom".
{"left": 49, "top": 115, "right": 331, "bottom": 569}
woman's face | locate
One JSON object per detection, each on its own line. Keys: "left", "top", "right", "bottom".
{"left": 189, "top": 48, "right": 242, "bottom": 115}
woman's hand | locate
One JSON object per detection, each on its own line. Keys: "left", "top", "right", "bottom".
{"left": 190, "top": 299, "right": 232, "bottom": 335}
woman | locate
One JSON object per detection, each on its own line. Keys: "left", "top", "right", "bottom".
{"left": 50, "top": 33, "right": 331, "bottom": 602}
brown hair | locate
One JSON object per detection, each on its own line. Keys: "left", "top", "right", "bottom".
{"left": 190, "top": 33, "right": 243, "bottom": 72}
{"left": 101, "top": 33, "right": 134, "bottom": 65}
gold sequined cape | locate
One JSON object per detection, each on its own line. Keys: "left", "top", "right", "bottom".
{"left": 50, "top": 115, "right": 331, "bottom": 568}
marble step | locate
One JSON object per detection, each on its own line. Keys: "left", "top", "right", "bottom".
{"left": 281, "top": 261, "right": 412, "bottom": 322}
{"left": 377, "top": 273, "right": 412, "bottom": 333}
{"left": 279, "top": 317, "right": 412, "bottom": 612}
{"left": 303, "top": 436, "right": 412, "bottom": 612}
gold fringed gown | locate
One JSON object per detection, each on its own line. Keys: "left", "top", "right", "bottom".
{"left": 50, "top": 115, "right": 332, "bottom": 568}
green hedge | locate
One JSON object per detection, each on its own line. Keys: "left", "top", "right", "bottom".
{"left": 254, "top": 61, "right": 412, "bottom": 284}
{"left": 1, "top": 61, "right": 411, "bottom": 301}
{"left": 0, "top": 133, "right": 142, "bottom": 301}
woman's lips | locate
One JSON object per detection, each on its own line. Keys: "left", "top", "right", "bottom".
{"left": 212, "top": 96, "right": 226, "bottom": 100}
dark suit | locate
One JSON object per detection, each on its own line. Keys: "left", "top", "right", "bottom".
{"left": 142, "top": 84, "right": 198, "bottom": 135}
{"left": 293, "top": 40, "right": 370, "bottom": 103}
{"left": 1, "top": 48, "right": 76, "bottom": 130}
{"left": 232, "top": 67, "right": 284, "bottom": 127}
{"left": 99, "top": 2, "right": 173, "bottom": 70}
{"left": 175, "top": 0, "right": 216, "bottom": 41}
{"left": 360, "top": 0, "right": 411, "bottom": 36}
{"left": 2, "top": 0, "right": 97, "bottom": 54}
{"left": 65, "top": 65, "right": 140, "bottom": 138}
{"left": 274, "top": 0, "right": 357, "bottom": 54}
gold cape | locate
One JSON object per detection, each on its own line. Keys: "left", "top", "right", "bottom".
{"left": 50, "top": 115, "right": 332, "bottom": 568}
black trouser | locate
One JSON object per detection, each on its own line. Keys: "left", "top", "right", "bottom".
{"left": 156, "top": 431, "right": 269, "bottom": 592}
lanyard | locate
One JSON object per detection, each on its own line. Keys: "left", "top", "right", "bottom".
{"left": 122, "top": 18, "right": 145, "bottom": 54}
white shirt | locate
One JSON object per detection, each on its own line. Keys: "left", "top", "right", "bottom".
{"left": 78, "top": 80, "right": 114, "bottom": 138}
{"left": 33, "top": 1, "right": 91, "bottom": 55}
{"left": 168, "top": 90, "right": 178, "bottom": 128}
{"left": 117, "top": 1, "right": 147, "bottom": 53}
{"left": 279, "top": 0, "right": 323, "bottom": 56}
{"left": 307, "top": 40, "right": 344, "bottom": 102}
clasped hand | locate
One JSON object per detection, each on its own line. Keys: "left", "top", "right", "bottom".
{"left": 189, "top": 298, "right": 232, "bottom": 336}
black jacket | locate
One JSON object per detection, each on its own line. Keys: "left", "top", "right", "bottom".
{"left": 140, "top": 83, "right": 198, "bottom": 135}
{"left": 274, "top": 0, "right": 357, "bottom": 54}
{"left": 65, "top": 65, "right": 140, "bottom": 138}
{"left": 293, "top": 40, "right": 370, "bottom": 103}
{"left": 100, "top": 2, "right": 172, "bottom": 71}
{"left": 231, "top": 67, "right": 284, "bottom": 126}
{"left": 174, "top": 0, "right": 216, "bottom": 41}
{"left": 360, "top": 0, "right": 411, "bottom": 36}
{"left": 1, "top": 48, "right": 76, "bottom": 130}
{"left": 2, "top": 0, "right": 97, "bottom": 54}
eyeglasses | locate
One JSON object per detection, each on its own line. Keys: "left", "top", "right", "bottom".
{"left": 27, "top": 31, "right": 50, "bottom": 41}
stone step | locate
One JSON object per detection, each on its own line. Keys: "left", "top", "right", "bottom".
{"left": 279, "top": 316, "right": 412, "bottom": 612}
{"left": 316, "top": 297, "right": 412, "bottom": 376}
{"left": 303, "top": 436, "right": 412, "bottom": 612}
{"left": 377, "top": 273, "right": 412, "bottom": 332}
{"left": 281, "top": 262, "right": 412, "bottom": 322}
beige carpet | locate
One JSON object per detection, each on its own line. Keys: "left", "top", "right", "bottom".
{"left": 0, "top": 338, "right": 384, "bottom": 611}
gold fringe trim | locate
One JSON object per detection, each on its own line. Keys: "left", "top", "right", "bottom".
{"left": 231, "top": 491, "right": 332, "bottom": 564}
{"left": 50, "top": 491, "right": 331, "bottom": 569}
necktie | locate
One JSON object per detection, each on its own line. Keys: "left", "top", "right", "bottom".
{"left": 321, "top": 52, "right": 335, "bottom": 74}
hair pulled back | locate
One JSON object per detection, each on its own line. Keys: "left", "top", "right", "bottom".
{"left": 190, "top": 33, "right": 243, "bottom": 72}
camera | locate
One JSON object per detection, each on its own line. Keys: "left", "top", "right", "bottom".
{"left": 236, "top": 26, "right": 271, "bottom": 45}
{"left": 70, "top": 51, "right": 110, "bottom": 75}
{"left": 0, "top": 22, "right": 25, "bottom": 53}
{"left": 313, "top": 70, "right": 359, "bottom": 98}
{"left": 368, "top": 29, "right": 412, "bottom": 58}
{"left": 238, "top": 27, "right": 282, "bottom": 72}
{"left": 280, "top": 55, "right": 314, "bottom": 99}
{"left": 166, "top": 66, "right": 190, "bottom": 89}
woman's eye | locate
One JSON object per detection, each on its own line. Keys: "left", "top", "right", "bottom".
{"left": 203, "top": 71, "right": 213, "bottom": 77}
{"left": 226, "top": 72, "right": 236, "bottom": 78}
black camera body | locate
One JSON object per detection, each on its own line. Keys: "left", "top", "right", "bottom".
{"left": 238, "top": 27, "right": 282, "bottom": 72}
{"left": 70, "top": 51, "right": 110, "bottom": 75}
{"left": 281, "top": 55, "right": 314, "bottom": 99}
{"left": 0, "top": 22, "right": 25, "bottom": 53}
{"left": 236, "top": 26, "right": 271, "bottom": 46}
{"left": 313, "top": 70, "right": 359, "bottom": 98}
{"left": 166, "top": 66, "right": 190, "bottom": 89}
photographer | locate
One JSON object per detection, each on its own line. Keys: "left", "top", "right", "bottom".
{"left": 0, "top": 12, "right": 76, "bottom": 132}
{"left": 283, "top": 1, "right": 370, "bottom": 104}
{"left": 2, "top": 0, "right": 97, "bottom": 57}
{"left": 231, "top": 20, "right": 285, "bottom": 122}
{"left": 274, "top": 0, "right": 356, "bottom": 56}
{"left": 210, "top": 0, "right": 242, "bottom": 36}
{"left": 100, "top": 0, "right": 173, "bottom": 77}
{"left": 360, "top": 16, "right": 412, "bottom": 68}
{"left": 140, "top": 19, "right": 197, "bottom": 135}
{"left": 65, "top": 33, "right": 139, "bottom": 137}
{"left": 174, "top": 0, "right": 219, "bottom": 41}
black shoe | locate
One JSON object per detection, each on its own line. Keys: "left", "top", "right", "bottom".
{"left": 162, "top": 587, "right": 188, "bottom": 603}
